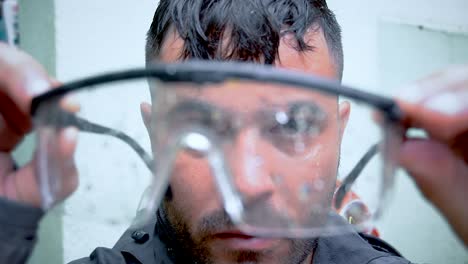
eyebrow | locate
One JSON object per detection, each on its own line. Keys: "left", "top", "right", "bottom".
{"left": 169, "top": 98, "right": 224, "bottom": 114}
{"left": 171, "top": 98, "right": 325, "bottom": 117}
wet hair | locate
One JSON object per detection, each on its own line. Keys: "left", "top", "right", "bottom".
{"left": 146, "top": 0, "right": 343, "bottom": 79}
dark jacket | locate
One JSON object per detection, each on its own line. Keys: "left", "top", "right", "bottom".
{"left": 0, "top": 198, "right": 411, "bottom": 264}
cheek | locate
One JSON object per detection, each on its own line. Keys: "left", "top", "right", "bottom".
{"left": 276, "top": 144, "right": 338, "bottom": 190}
{"left": 275, "top": 122, "right": 340, "bottom": 176}
{"left": 169, "top": 152, "right": 221, "bottom": 222}
{"left": 266, "top": 142, "right": 338, "bottom": 223}
{"left": 270, "top": 130, "right": 340, "bottom": 208}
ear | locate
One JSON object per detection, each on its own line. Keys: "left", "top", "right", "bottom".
{"left": 140, "top": 102, "right": 152, "bottom": 134}
{"left": 140, "top": 102, "right": 173, "bottom": 197}
{"left": 338, "top": 101, "right": 350, "bottom": 141}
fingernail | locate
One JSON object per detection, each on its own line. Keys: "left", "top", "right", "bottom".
{"left": 424, "top": 90, "right": 468, "bottom": 115}
{"left": 396, "top": 66, "right": 468, "bottom": 104}
{"left": 61, "top": 95, "right": 81, "bottom": 113}
{"left": 64, "top": 127, "right": 79, "bottom": 143}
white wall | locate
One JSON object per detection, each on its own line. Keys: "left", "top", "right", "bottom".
{"left": 53, "top": 1, "right": 157, "bottom": 262}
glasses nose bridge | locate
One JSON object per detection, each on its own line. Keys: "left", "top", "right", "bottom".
{"left": 226, "top": 127, "right": 277, "bottom": 198}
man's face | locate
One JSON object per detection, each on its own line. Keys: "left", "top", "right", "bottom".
{"left": 150, "top": 28, "right": 349, "bottom": 264}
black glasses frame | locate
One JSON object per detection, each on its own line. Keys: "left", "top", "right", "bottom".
{"left": 30, "top": 61, "right": 404, "bottom": 209}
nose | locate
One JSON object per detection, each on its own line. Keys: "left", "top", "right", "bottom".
{"left": 226, "top": 128, "right": 277, "bottom": 200}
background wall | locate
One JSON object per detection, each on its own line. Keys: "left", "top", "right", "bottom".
{"left": 16, "top": 0, "right": 467, "bottom": 263}
{"left": 327, "top": 1, "right": 468, "bottom": 263}
{"left": 16, "top": 1, "right": 63, "bottom": 264}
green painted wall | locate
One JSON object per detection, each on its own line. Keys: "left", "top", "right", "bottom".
{"left": 15, "top": 0, "right": 63, "bottom": 263}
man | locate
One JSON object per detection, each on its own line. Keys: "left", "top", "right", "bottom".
{"left": 0, "top": 0, "right": 467, "bottom": 263}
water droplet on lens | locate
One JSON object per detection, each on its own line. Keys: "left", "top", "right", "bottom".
{"left": 275, "top": 111, "right": 289, "bottom": 124}
{"left": 182, "top": 132, "right": 211, "bottom": 153}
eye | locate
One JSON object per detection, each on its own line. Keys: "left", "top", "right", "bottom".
{"left": 268, "top": 103, "right": 326, "bottom": 139}
{"left": 167, "top": 101, "right": 237, "bottom": 138}
{"left": 261, "top": 102, "right": 328, "bottom": 155}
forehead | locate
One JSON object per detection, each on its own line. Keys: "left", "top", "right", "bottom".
{"left": 173, "top": 81, "right": 337, "bottom": 115}
{"left": 156, "top": 27, "right": 338, "bottom": 112}
{"left": 158, "top": 28, "right": 337, "bottom": 77}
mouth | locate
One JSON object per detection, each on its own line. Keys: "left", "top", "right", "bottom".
{"left": 211, "top": 231, "right": 280, "bottom": 251}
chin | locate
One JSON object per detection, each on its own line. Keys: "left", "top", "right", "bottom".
{"left": 205, "top": 239, "right": 291, "bottom": 264}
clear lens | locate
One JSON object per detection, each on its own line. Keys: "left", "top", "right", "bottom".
{"left": 34, "top": 79, "right": 154, "bottom": 259}
{"left": 147, "top": 79, "right": 401, "bottom": 238}
{"left": 335, "top": 98, "right": 402, "bottom": 234}
{"left": 34, "top": 74, "right": 401, "bottom": 254}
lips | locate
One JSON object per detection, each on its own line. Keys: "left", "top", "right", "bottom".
{"left": 212, "top": 231, "right": 279, "bottom": 250}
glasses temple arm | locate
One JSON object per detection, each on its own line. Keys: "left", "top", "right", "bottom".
{"left": 43, "top": 111, "right": 381, "bottom": 206}
{"left": 334, "top": 143, "right": 379, "bottom": 209}
{"left": 64, "top": 116, "right": 378, "bottom": 204}
{"left": 46, "top": 110, "right": 154, "bottom": 172}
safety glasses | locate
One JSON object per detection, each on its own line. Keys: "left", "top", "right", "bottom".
{"left": 31, "top": 61, "right": 404, "bottom": 238}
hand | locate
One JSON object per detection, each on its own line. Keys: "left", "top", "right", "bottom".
{"left": 396, "top": 65, "right": 468, "bottom": 246}
{"left": 0, "top": 43, "right": 78, "bottom": 208}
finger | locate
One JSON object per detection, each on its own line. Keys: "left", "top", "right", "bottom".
{"left": 0, "top": 113, "right": 24, "bottom": 151}
{"left": 48, "top": 77, "right": 62, "bottom": 88}
{"left": 56, "top": 127, "right": 78, "bottom": 200}
{"left": 0, "top": 43, "right": 50, "bottom": 114}
{"left": 6, "top": 161, "right": 41, "bottom": 207}
{"left": 60, "top": 94, "right": 81, "bottom": 113}
{"left": 395, "top": 65, "right": 468, "bottom": 141}
{"left": 399, "top": 139, "right": 468, "bottom": 244}
{"left": 396, "top": 98, "right": 468, "bottom": 141}
{"left": 398, "top": 65, "right": 468, "bottom": 104}
{"left": 0, "top": 43, "right": 52, "bottom": 151}
{"left": 6, "top": 127, "right": 79, "bottom": 207}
